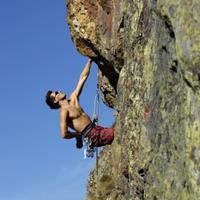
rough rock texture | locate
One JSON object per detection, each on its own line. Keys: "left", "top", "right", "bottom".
{"left": 66, "top": 0, "right": 124, "bottom": 107}
{"left": 66, "top": 0, "right": 200, "bottom": 199}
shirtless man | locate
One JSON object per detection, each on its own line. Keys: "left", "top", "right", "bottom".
{"left": 45, "top": 59, "right": 114, "bottom": 149}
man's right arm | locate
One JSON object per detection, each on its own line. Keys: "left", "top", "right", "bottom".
{"left": 71, "top": 59, "right": 92, "bottom": 98}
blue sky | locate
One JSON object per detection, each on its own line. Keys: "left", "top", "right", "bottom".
{"left": 0, "top": 1, "right": 114, "bottom": 199}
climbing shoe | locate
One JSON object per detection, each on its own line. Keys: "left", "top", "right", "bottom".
{"left": 76, "top": 136, "right": 83, "bottom": 149}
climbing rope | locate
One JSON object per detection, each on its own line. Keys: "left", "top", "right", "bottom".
{"left": 82, "top": 69, "right": 100, "bottom": 199}
{"left": 83, "top": 70, "right": 100, "bottom": 159}
{"left": 93, "top": 82, "right": 100, "bottom": 123}
{"left": 93, "top": 80, "right": 100, "bottom": 177}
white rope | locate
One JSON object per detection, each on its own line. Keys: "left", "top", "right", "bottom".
{"left": 93, "top": 83, "right": 100, "bottom": 123}
{"left": 83, "top": 71, "right": 100, "bottom": 159}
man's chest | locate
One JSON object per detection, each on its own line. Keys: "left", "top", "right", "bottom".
{"left": 68, "top": 106, "right": 82, "bottom": 119}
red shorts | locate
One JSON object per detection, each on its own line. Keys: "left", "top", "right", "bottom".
{"left": 87, "top": 125, "right": 114, "bottom": 147}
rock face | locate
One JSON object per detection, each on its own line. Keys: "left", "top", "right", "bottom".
{"left": 66, "top": 0, "right": 200, "bottom": 199}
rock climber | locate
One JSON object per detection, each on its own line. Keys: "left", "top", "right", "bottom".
{"left": 45, "top": 59, "right": 114, "bottom": 149}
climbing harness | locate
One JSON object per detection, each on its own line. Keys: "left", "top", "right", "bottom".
{"left": 83, "top": 72, "right": 100, "bottom": 159}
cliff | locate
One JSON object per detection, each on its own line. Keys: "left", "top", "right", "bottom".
{"left": 66, "top": 0, "right": 200, "bottom": 199}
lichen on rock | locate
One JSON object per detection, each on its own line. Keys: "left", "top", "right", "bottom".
{"left": 66, "top": 0, "right": 200, "bottom": 199}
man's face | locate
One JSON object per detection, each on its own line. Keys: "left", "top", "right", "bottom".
{"left": 50, "top": 91, "right": 66, "bottom": 103}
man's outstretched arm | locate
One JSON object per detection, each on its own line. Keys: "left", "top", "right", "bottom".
{"left": 72, "top": 59, "right": 92, "bottom": 98}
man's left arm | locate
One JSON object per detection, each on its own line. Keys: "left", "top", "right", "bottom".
{"left": 60, "top": 110, "right": 79, "bottom": 139}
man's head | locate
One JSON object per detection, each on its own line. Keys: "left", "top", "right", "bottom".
{"left": 45, "top": 90, "right": 66, "bottom": 109}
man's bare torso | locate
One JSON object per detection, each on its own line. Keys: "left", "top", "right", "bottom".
{"left": 60, "top": 94, "right": 92, "bottom": 133}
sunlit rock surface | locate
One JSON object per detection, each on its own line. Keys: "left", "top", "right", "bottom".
{"left": 66, "top": 0, "right": 200, "bottom": 199}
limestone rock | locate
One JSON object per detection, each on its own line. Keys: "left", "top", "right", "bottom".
{"left": 66, "top": 0, "right": 200, "bottom": 199}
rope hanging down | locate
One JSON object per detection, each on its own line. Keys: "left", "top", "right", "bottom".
{"left": 93, "top": 83, "right": 100, "bottom": 123}
{"left": 83, "top": 73, "right": 100, "bottom": 159}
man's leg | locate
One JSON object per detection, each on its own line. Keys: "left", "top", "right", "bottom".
{"left": 88, "top": 126, "right": 114, "bottom": 147}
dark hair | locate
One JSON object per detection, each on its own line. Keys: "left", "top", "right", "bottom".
{"left": 45, "top": 90, "right": 60, "bottom": 109}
